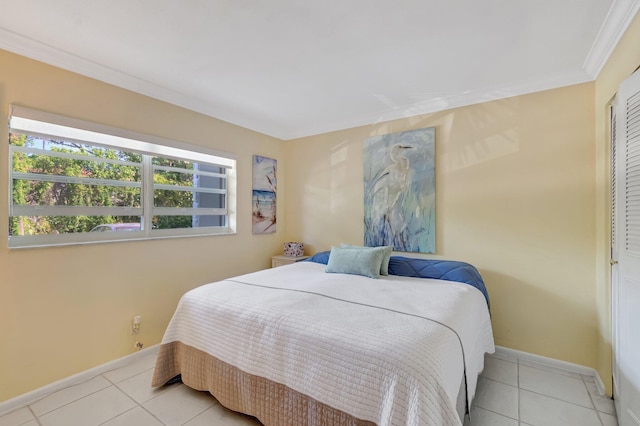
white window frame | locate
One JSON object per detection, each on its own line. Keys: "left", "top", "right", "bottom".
{"left": 8, "top": 105, "right": 237, "bottom": 248}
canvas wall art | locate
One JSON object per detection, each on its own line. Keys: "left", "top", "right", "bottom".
{"left": 363, "top": 127, "right": 435, "bottom": 253}
{"left": 252, "top": 155, "right": 277, "bottom": 234}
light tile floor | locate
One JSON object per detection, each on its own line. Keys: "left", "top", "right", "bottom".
{"left": 0, "top": 349, "right": 618, "bottom": 426}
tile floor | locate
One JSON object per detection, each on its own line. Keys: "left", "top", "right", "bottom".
{"left": 0, "top": 349, "right": 618, "bottom": 426}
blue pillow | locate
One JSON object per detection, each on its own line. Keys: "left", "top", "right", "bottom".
{"left": 340, "top": 244, "right": 392, "bottom": 275}
{"left": 326, "top": 246, "right": 385, "bottom": 279}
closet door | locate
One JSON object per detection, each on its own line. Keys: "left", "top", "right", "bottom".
{"left": 613, "top": 68, "right": 640, "bottom": 426}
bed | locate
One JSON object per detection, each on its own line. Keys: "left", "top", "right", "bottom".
{"left": 152, "top": 251, "right": 494, "bottom": 426}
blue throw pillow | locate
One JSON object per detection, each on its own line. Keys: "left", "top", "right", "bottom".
{"left": 326, "top": 246, "right": 385, "bottom": 279}
{"left": 340, "top": 244, "right": 392, "bottom": 276}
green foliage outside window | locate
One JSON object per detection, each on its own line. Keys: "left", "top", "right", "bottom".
{"left": 10, "top": 133, "right": 196, "bottom": 236}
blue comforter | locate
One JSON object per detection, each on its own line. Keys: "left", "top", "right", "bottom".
{"left": 307, "top": 251, "right": 490, "bottom": 308}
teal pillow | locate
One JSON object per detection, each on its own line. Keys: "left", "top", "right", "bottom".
{"left": 326, "top": 246, "right": 385, "bottom": 279}
{"left": 340, "top": 244, "right": 392, "bottom": 276}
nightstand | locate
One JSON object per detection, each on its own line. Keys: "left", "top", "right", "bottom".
{"left": 271, "top": 255, "right": 309, "bottom": 268}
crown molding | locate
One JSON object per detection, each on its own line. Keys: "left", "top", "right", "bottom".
{"left": 0, "top": 27, "right": 284, "bottom": 138}
{"left": 0, "top": 8, "right": 630, "bottom": 142}
{"left": 583, "top": 0, "right": 640, "bottom": 78}
{"left": 0, "top": 27, "right": 153, "bottom": 95}
{"left": 281, "top": 69, "right": 593, "bottom": 140}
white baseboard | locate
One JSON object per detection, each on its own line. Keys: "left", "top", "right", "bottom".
{"left": 494, "top": 345, "right": 607, "bottom": 396}
{"left": 0, "top": 343, "right": 609, "bottom": 417}
{"left": 0, "top": 344, "right": 159, "bottom": 417}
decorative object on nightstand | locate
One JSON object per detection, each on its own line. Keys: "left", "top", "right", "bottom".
{"left": 283, "top": 242, "right": 304, "bottom": 257}
{"left": 272, "top": 242, "right": 307, "bottom": 267}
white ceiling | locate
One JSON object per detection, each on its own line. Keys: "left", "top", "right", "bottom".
{"left": 1, "top": 0, "right": 639, "bottom": 140}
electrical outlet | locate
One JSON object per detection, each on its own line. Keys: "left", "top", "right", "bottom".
{"left": 132, "top": 315, "right": 141, "bottom": 334}
{"left": 134, "top": 341, "right": 144, "bottom": 350}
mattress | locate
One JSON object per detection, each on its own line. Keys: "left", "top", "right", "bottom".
{"left": 152, "top": 261, "right": 494, "bottom": 425}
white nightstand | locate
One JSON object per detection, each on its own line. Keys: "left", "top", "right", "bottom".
{"left": 271, "top": 255, "right": 309, "bottom": 268}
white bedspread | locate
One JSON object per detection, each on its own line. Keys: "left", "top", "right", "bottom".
{"left": 161, "top": 261, "right": 494, "bottom": 426}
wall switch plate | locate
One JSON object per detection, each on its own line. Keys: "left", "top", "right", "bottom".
{"left": 132, "top": 316, "right": 141, "bottom": 333}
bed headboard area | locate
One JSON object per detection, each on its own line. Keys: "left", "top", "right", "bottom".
{"left": 307, "top": 251, "right": 490, "bottom": 307}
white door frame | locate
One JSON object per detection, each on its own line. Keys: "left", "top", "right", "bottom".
{"left": 611, "top": 68, "right": 640, "bottom": 426}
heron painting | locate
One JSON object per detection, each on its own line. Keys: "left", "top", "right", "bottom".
{"left": 363, "top": 127, "right": 435, "bottom": 253}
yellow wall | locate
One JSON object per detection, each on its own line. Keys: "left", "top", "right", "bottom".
{"left": 2, "top": 11, "right": 638, "bottom": 402}
{"left": 285, "top": 83, "right": 598, "bottom": 369}
{"left": 594, "top": 12, "right": 640, "bottom": 395}
{"left": 0, "top": 49, "right": 286, "bottom": 401}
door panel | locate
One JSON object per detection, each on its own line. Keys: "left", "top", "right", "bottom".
{"left": 614, "top": 69, "right": 640, "bottom": 426}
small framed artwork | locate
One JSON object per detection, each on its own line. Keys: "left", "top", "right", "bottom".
{"left": 252, "top": 155, "right": 277, "bottom": 234}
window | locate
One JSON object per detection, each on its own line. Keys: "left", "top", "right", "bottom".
{"left": 8, "top": 106, "right": 236, "bottom": 248}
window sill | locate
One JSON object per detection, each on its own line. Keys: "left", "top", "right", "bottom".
{"left": 8, "top": 228, "right": 237, "bottom": 249}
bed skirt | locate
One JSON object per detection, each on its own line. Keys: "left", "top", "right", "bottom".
{"left": 152, "top": 341, "right": 376, "bottom": 426}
